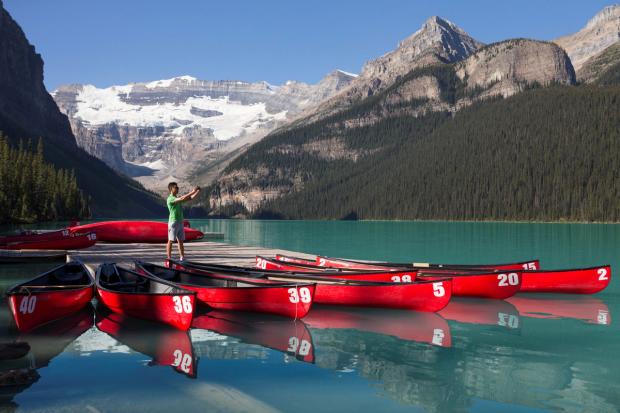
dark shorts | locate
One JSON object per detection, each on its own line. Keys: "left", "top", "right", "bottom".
{"left": 168, "top": 221, "right": 185, "bottom": 242}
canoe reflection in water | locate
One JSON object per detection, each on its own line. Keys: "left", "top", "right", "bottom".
{"left": 304, "top": 306, "right": 452, "bottom": 347}
{"left": 506, "top": 295, "right": 612, "bottom": 325}
{"left": 95, "top": 305, "right": 197, "bottom": 378}
{"left": 192, "top": 310, "right": 315, "bottom": 363}
{"left": 0, "top": 305, "right": 93, "bottom": 409}
{"left": 440, "top": 298, "right": 522, "bottom": 330}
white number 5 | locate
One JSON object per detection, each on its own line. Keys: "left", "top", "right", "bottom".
{"left": 433, "top": 282, "right": 445, "bottom": 297}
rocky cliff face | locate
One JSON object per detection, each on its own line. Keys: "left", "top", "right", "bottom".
{"left": 455, "top": 39, "right": 576, "bottom": 98}
{"left": 554, "top": 4, "right": 620, "bottom": 74}
{"left": 297, "top": 16, "right": 483, "bottom": 123}
{"left": 0, "top": 1, "right": 163, "bottom": 216}
{"left": 53, "top": 71, "right": 355, "bottom": 194}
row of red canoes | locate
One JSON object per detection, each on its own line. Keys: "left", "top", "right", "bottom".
{"left": 259, "top": 254, "right": 612, "bottom": 295}
{"left": 6, "top": 251, "right": 612, "bottom": 332}
{"left": 0, "top": 220, "right": 205, "bottom": 250}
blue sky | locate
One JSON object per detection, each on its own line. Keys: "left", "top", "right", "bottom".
{"left": 4, "top": 0, "right": 616, "bottom": 90}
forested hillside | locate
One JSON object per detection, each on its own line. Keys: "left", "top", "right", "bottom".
{"left": 0, "top": 136, "right": 88, "bottom": 223}
{"left": 255, "top": 85, "right": 620, "bottom": 222}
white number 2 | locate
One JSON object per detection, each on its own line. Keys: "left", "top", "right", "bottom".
{"left": 173, "top": 296, "right": 193, "bottom": 313}
{"left": 433, "top": 282, "right": 445, "bottom": 297}
{"left": 288, "top": 287, "right": 311, "bottom": 303}
{"left": 390, "top": 274, "right": 413, "bottom": 283}
{"left": 432, "top": 328, "right": 445, "bottom": 346}
{"left": 498, "top": 273, "right": 519, "bottom": 287}
{"left": 19, "top": 296, "right": 36, "bottom": 314}
{"left": 598, "top": 268, "right": 609, "bottom": 281}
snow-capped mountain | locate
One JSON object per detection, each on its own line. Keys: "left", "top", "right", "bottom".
{"left": 53, "top": 71, "right": 356, "bottom": 192}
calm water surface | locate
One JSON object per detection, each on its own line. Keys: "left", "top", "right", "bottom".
{"left": 1, "top": 220, "right": 618, "bottom": 412}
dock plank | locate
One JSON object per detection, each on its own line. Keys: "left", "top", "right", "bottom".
{"left": 68, "top": 241, "right": 313, "bottom": 271}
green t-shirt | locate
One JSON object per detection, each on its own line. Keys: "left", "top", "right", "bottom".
{"left": 167, "top": 194, "right": 183, "bottom": 223}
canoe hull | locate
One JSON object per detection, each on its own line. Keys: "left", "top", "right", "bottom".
{"left": 1, "top": 233, "right": 96, "bottom": 250}
{"left": 8, "top": 287, "right": 93, "bottom": 332}
{"left": 256, "top": 256, "right": 418, "bottom": 283}
{"left": 71, "top": 221, "right": 203, "bottom": 243}
{"left": 97, "top": 289, "right": 195, "bottom": 330}
{"left": 520, "top": 266, "right": 611, "bottom": 294}
{"left": 176, "top": 283, "right": 314, "bottom": 319}
{"left": 420, "top": 271, "right": 522, "bottom": 299}
{"left": 315, "top": 255, "right": 539, "bottom": 271}
{"left": 310, "top": 280, "right": 451, "bottom": 312}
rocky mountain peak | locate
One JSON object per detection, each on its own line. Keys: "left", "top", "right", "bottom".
{"left": 585, "top": 4, "right": 619, "bottom": 29}
{"left": 554, "top": 4, "right": 620, "bottom": 73}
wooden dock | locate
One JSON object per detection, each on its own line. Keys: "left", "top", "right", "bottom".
{"left": 68, "top": 240, "right": 312, "bottom": 272}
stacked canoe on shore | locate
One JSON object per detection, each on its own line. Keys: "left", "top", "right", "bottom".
{"left": 5, "top": 250, "right": 611, "bottom": 332}
{"left": 0, "top": 221, "right": 205, "bottom": 257}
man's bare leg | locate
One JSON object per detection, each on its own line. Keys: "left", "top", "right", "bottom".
{"left": 178, "top": 240, "right": 185, "bottom": 260}
{"left": 166, "top": 240, "right": 173, "bottom": 259}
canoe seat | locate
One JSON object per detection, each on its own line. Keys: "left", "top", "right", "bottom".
{"left": 99, "top": 264, "right": 147, "bottom": 288}
{"left": 51, "top": 263, "right": 86, "bottom": 284}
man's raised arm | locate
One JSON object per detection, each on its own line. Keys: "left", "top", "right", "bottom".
{"left": 172, "top": 186, "right": 201, "bottom": 204}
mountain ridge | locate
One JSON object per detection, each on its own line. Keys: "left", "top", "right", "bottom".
{"left": 0, "top": 2, "right": 164, "bottom": 218}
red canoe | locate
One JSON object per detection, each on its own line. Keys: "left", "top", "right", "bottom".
{"left": 0, "top": 229, "right": 71, "bottom": 245}
{"left": 0, "top": 232, "right": 97, "bottom": 250}
{"left": 6, "top": 261, "right": 94, "bottom": 332}
{"left": 314, "top": 255, "right": 540, "bottom": 271}
{"left": 418, "top": 270, "right": 522, "bottom": 299}
{"left": 192, "top": 311, "right": 315, "bottom": 363}
{"left": 96, "top": 263, "right": 196, "bottom": 330}
{"left": 70, "top": 220, "right": 203, "bottom": 243}
{"left": 255, "top": 256, "right": 418, "bottom": 283}
{"left": 304, "top": 306, "right": 452, "bottom": 347}
{"left": 520, "top": 265, "right": 611, "bottom": 294}
{"left": 506, "top": 296, "right": 611, "bottom": 325}
{"left": 136, "top": 261, "right": 316, "bottom": 319}
{"left": 96, "top": 306, "right": 197, "bottom": 377}
{"left": 275, "top": 254, "right": 318, "bottom": 267}
{"left": 170, "top": 260, "right": 451, "bottom": 312}
{"left": 439, "top": 298, "right": 521, "bottom": 329}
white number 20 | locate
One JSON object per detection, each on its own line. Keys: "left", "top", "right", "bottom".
{"left": 173, "top": 296, "right": 193, "bottom": 313}
{"left": 498, "top": 273, "right": 519, "bottom": 287}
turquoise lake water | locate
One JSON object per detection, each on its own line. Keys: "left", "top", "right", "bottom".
{"left": 0, "top": 220, "right": 618, "bottom": 412}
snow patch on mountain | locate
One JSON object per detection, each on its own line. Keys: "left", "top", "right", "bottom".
{"left": 74, "top": 84, "right": 287, "bottom": 141}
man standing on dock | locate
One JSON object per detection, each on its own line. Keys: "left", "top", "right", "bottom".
{"left": 167, "top": 182, "right": 201, "bottom": 261}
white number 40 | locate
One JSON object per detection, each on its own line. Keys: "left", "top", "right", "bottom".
{"left": 173, "top": 296, "right": 193, "bottom": 313}
{"left": 19, "top": 296, "right": 36, "bottom": 314}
